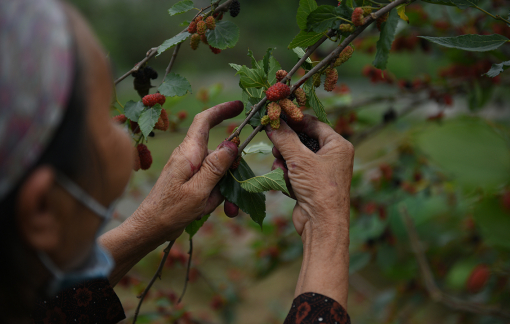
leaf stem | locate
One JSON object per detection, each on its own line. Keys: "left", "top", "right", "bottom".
{"left": 337, "top": 16, "right": 354, "bottom": 24}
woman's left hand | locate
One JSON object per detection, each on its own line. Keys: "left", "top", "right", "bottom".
{"left": 132, "top": 100, "right": 243, "bottom": 242}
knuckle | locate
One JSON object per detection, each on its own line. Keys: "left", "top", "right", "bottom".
{"left": 193, "top": 112, "right": 205, "bottom": 124}
{"left": 203, "top": 154, "right": 225, "bottom": 178}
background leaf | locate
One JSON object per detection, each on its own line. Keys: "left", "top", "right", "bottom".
{"left": 297, "top": 0, "right": 318, "bottom": 30}
{"left": 303, "top": 79, "right": 331, "bottom": 125}
{"left": 243, "top": 142, "right": 273, "bottom": 155}
{"left": 138, "top": 104, "right": 162, "bottom": 138}
{"left": 373, "top": 9, "right": 399, "bottom": 70}
{"left": 158, "top": 73, "right": 192, "bottom": 97}
{"left": 220, "top": 159, "right": 266, "bottom": 228}
{"left": 483, "top": 60, "right": 510, "bottom": 77}
{"left": 185, "top": 214, "right": 210, "bottom": 238}
{"left": 157, "top": 32, "right": 191, "bottom": 56}
{"left": 237, "top": 66, "right": 268, "bottom": 89}
{"left": 474, "top": 196, "right": 510, "bottom": 250}
{"left": 418, "top": 34, "right": 509, "bottom": 52}
{"left": 168, "top": 0, "right": 194, "bottom": 16}
{"left": 267, "top": 56, "right": 282, "bottom": 86}
{"left": 288, "top": 30, "right": 324, "bottom": 49}
{"left": 306, "top": 5, "right": 338, "bottom": 33}
{"left": 124, "top": 100, "right": 145, "bottom": 122}
{"left": 239, "top": 168, "right": 290, "bottom": 196}
{"left": 206, "top": 21, "right": 240, "bottom": 50}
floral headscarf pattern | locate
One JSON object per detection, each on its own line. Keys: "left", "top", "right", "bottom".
{"left": 0, "top": 0, "right": 74, "bottom": 200}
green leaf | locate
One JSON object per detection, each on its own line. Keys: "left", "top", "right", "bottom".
{"left": 157, "top": 32, "right": 191, "bottom": 56}
{"left": 237, "top": 168, "right": 290, "bottom": 196}
{"left": 205, "top": 21, "right": 239, "bottom": 50}
{"left": 306, "top": 5, "right": 338, "bottom": 33}
{"left": 448, "top": 0, "right": 479, "bottom": 9}
{"left": 168, "top": 0, "right": 194, "bottom": 16}
{"left": 138, "top": 104, "right": 162, "bottom": 138}
{"left": 396, "top": 4, "right": 409, "bottom": 23}
{"left": 247, "top": 49, "right": 262, "bottom": 70}
{"left": 229, "top": 63, "right": 242, "bottom": 72}
{"left": 124, "top": 100, "right": 145, "bottom": 122}
{"left": 262, "top": 48, "right": 275, "bottom": 75}
{"left": 418, "top": 34, "right": 509, "bottom": 52}
{"left": 220, "top": 159, "right": 266, "bottom": 227}
{"left": 267, "top": 56, "right": 282, "bottom": 86}
{"left": 243, "top": 142, "right": 273, "bottom": 155}
{"left": 158, "top": 73, "right": 192, "bottom": 97}
{"left": 297, "top": 0, "right": 318, "bottom": 30}
{"left": 372, "top": 9, "right": 399, "bottom": 70}
{"left": 288, "top": 30, "right": 324, "bottom": 49}
{"left": 185, "top": 214, "right": 210, "bottom": 238}
{"left": 336, "top": 0, "right": 354, "bottom": 20}
{"left": 303, "top": 79, "right": 331, "bottom": 125}
{"left": 483, "top": 60, "right": 510, "bottom": 77}
{"left": 237, "top": 66, "right": 268, "bottom": 89}
{"left": 474, "top": 196, "right": 510, "bottom": 250}
{"left": 292, "top": 47, "right": 313, "bottom": 63}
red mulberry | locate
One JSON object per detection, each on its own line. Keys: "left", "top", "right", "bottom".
{"left": 267, "top": 102, "right": 281, "bottom": 121}
{"left": 188, "top": 21, "right": 197, "bottom": 34}
{"left": 324, "top": 68, "right": 338, "bottom": 92}
{"left": 112, "top": 114, "right": 127, "bottom": 124}
{"left": 293, "top": 88, "right": 307, "bottom": 107}
{"left": 279, "top": 99, "right": 303, "bottom": 122}
{"left": 209, "top": 45, "right": 221, "bottom": 54}
{"left": 352, "top": 7, "right": 364, "bottom": 26}
{"left": 205, "top": 16, "right": 216, "bottom": 30}
{"left": 276, "top": 70, "right": 288, "bottom": 82}
{"left": 377, "top": 13, "right": 389, "bottom": 31}
{"left": 154, "top": 109, "right": 169, "bottom": 131}
{"left": 137, "top": 144, "right": 153, "bottom": 170}
{"left": 265, "top": 83, "right": 291, "bottom": 102}
{"left": 190, "top": 34, "right": 200, "bottom": 50}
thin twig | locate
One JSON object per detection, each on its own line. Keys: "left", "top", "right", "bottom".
{"left": 238, "top": 124, "right": 264, "bottom": 153}
{"left": 177, "top": 238, "right": 193, "bottom": 304}
{"left": 474, "top": 6, "right": 510, "bottom": 25}
{"left": 132, "top": 240, "right": 176, "bottom": 324}
{"left": 161, "top": 43, "right": 182, "bottom": 86}
{"left": 400, "top": 207, "right": 510, "bottom": 320}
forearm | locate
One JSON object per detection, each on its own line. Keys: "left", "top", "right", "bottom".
{"left": 295, "top": 210, "right": 350, "bottom": 309}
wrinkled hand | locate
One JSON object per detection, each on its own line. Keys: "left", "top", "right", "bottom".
{"left": 266, "top": 114, "right": 354, "bottom": 237}
{"left": 134, "top": 101, "right": 243, "bottom": 242}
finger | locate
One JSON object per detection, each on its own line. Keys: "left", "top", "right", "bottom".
{"left": 186, "top": 140, "right": 238, "bottom": 194}
{"left": 224, "top": 200, "right": 239, "bottom": 218}
{"left": 202, "top": 184, "right": 225, "bottom": 216}
{"left": 265, "top": 120, "right": 308, "bottom": 162}
{"left": 271, "top": 158, "right": 296, "bottom": 199}
{"left": 272, "top": 146, "right": 283, "bottom": 160}
{"left": 291, "top": 114, "right": 344, "bottom": 150}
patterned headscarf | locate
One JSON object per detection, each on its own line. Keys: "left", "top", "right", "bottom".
{"left": 0, "top": 0, "right": 74, "bottom": 200}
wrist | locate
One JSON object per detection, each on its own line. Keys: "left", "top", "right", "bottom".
{"left": 128, "top": 201, "right": 180, "bottom": 246}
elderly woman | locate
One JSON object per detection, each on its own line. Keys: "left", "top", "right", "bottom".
{"left": 0, "top": 0, "right": 354, "bottom": 323}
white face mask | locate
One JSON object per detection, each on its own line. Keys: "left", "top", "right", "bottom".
{"left": 38, "top": 172, "right": 116, "bottom": 296}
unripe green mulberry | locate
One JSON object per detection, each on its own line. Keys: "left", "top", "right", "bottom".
{"left": 334, "top": 45, "right": 355, "bottom": 67}
{"left": 270, "top": 118, "right": 280, "bottom": 130}
{"left": 261, "top": 115, "right": 270, "bottom": 126}
{"left": 205, "top": 16, "right": 216, "bottom": 30}
{"left": 294, "top": 88, "right": 307, "bottom": 107}
{"left": 362, "top": 7, "right": 372, "bottom": 16}
{"left": 339, "top": 24, "right": 355, "bottom": 33}
{"left": 190, "top": 34, "right": 200, "bottom": 50}
{"left": 313, "top": 73, "right": 321, "bottom": 87}
{"left": 279, "top": 98, "right": 303, "bottom": 122}
{"left": 267, "top": 102, "right": 281, "bottom": 121}
{"left": 197, "top": 21, "right": 207, "bottom": 35}
{"left": 324, "top": 68, "right": 338, "bottom": 92}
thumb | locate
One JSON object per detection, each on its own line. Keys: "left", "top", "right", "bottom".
{"left": 189, "top": 140, "right": 238, "bottom": 194}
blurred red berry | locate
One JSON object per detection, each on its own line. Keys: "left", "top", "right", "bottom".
{"left": 467, "top": 264, "right": 490, "bottom": 293}
{"left": 177, "top": 110, "right": 188, "bottom": 121}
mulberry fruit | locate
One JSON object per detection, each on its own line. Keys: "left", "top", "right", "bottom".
{"left": 230, "top": 156, "right": 241, "bottom": 170}
{"left": 177, "top": 111, "right": 188, "bottom": 120}
{"left": 137, "top": 144, "right": 153, "bottom": 170}
{"left": 132, "top": 65, "right": 158, "bottom": 98}
{"left": 188, "top": 21, "right": 197, "bottom": 34}
{"left": 213, "top": 12, "right": 224, "bottom": 20}
{"left": 209, "top": 46, "right": 221, "bottom": 54}
{"left": 294, "top": 88, "right": 307, "bottom": 107}
{"left": 197, "top": 21, "right": 207, "bottom": 35}
{"left": 130, "top": 121, "right": 141, "bottom": 134}
{"left": 383, "top": 108, "right": 397, "bottom": 123}
{"left": 313, "top": 73, "right": 321, "bottom": 87}
{"left": 231, "top": 136, "right": 241, "bottom": 147}
{"left": 334, "top": 46, "right": 354, "bottom": 67}
{"left": 195, "top": 16, "right": 203, "bottom": 22}
{"left": 276, "top": 70, "right": 288, "bottom": 82}
{"left": 352, "top": 7, "right": 364, "bottom": 26}
{"left": 362, "top": 7, "right": 372, "bottom": 16}
{"left": 267, "top": 102, "right": 281, "bottom": 121}
{"left": 190, "top": 33, "right": 200, "bottom": 50}
{"left": 200, "top": 34, "right": 208, "bottom": 44}
{"left": 112, "top": 114, "right": 127, "bottom": 124}
{"left": 142, "top": 93, "right": 165, "bottom": 107}
{"left": 154, "top": 109, "right": 169, "bottom": 131}
{"left": 467, "top": 265, "right": 490, "bottom": 293}
{"left": 265, "top": 83, "right": 291, "bottom": 102}
{"left": 279, "top": 99, "right": 303, "bottom": 122}
{"left": 205, "top": 16, "right": 216, "bottom": 30}
{"left": 224, "top": 200, "right": 239, "bottom": 217}
{"left": 324, "top": 68, "right": 338, "bottom": 92}
{"left": 261, "top": 115, "right": 270, "bottom": 126}
{"left": 229, "top": 0, "right": 240, "bottom": 17}
{"left": 270, "top": 118, "right": 280, "bottom": 130}
{"left": 298, "top": 132, "right": 320, "bottom": 153}
{"left": 133, "top": 146, "right": 141, "bottom": 171}
{"left": 377, "top": 13, "right": 389, "bottom": 31}
{"left": 339, "top": 24, "right": 354, "bottom": 33}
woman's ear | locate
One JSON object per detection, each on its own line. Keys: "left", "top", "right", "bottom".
{"left": 16, "top": 166, "right": 62, "bottom": 253}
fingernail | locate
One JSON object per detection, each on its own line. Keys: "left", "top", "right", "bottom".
{"left": 265, "top": 125, "right": 273, "bottom": 136}
{"left": 218, "top": 140, "right": 238, "bottom": 157}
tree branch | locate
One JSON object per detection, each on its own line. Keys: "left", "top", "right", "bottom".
{"left": 132, "top": 240, "right": 176, "bottom": 324}
{"left": 161, "top": 43, "right": 182, "bottom": 86}
{"left": 400, "top": 207, "right": 510, "bottom": 320}
{"left": 115, "top": 47, "right": 159, "bottom": 85}
{"left": 177, "top": 238, "right": 193, "bottom": 304}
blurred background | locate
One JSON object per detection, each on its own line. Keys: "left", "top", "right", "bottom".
{"left": 69, "top": 0, "right": 510, "bottom": 323}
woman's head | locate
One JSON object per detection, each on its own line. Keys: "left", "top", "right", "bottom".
{"left": 0, "top": 0, "right": 133, "bottom": 318}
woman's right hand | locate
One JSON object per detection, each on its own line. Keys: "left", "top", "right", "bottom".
{"left": 266, "top": 114, "right": 354, "bottom": 238}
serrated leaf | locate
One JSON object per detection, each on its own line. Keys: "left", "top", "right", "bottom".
{"left": 267, "top": 56, "right": 282, "bottom": 86}
{"left": 157, "top": 32, "right": 191, "bottom": 56}
{"left": 138, "top": 104, "right": 162, "bottom": 138}
{"left": 483, "top": 60, "right": 510, "bottom": 77}
{"left": 237, "top": 66, "right": 268, "bottom": 89}
{"left": 219, "top": 159, "right": 266, "bottom": 227}
{"left": 396, "top": 4, "right": 409, "bottom": 23}
{"left": 449, "top": 0, "right": 479, "bottom": 9}
{"left": 205, "top": 20, "right": 239, "bottom": 50}
{"left": 373, "top": 9, "right": 399, "bottom": 70}
{"left": 306, "top": 5, "right": 338, "bottom": 33}
{"left": 297, "top": 0, "right": 318, "bottom": 30}
{"left": 243, "top": 142, "right": 273, "bottom": 155}
{"left": 158, "top": 73, "right": 192, "bottom": 97}
{"left": 185, "top": 214, "right": 210, "bottom": 238}
{"left": 229, "top": 63, "right": 242, "bottom": 72}
{"left": 262, "top": 48, "right": 275, "bottom": 75}
{"left": 168, "top": 0, "right": 194, "bottom": 16}
{"left": 288, "top": 30, "right": 324, "bottom": 49}
{"left": 124, "top": 100, "right": 145, "bottom": 122}
{"left": 292, "top": 47, "right": 313, "bottom": 63}
{"left": 336, "top": 0, "right": 354, "bottom": 20}
{"left": 418, "top": 34, "right": 509, "bottom": 52}
{"left": 303, "top": 79, "right": 331, "bottom": 125}
{"left": 247, "top": 49, "right": 262, "bottom": 70}
{"left": 238, "top": 168, "right": 290, "bottom": 196}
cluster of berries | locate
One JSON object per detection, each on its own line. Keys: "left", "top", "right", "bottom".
{"left": 313, "top": 67, "right": 339, "bottom": 92}
{"left": 229, "top": 0, "right": 240, "bottom": 17}
{"left": 134, "top": 143, "right": 152, "bottom": 171}
{"left": 188, "top": 16, "right": 221, "bottom": 54}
